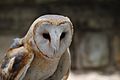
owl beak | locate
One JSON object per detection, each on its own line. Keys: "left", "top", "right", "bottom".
{"left": 52, "top": 39, "right": 59, "bottom": 54}
{"left": 51, "top": 30, "right": 60, "bottom": 54}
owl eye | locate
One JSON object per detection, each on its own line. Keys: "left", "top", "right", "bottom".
{"left": 42, "top": 33, "right": 51, "bottom": 41}
{"left": 60, "top": 32, "right": 66, "bottom": 40}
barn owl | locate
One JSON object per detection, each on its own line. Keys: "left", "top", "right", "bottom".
{"left": 0, "top": 15, "right": 73, "bottom": 80}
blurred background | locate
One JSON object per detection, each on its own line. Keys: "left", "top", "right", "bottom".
{"left": 0, "top": 0, "right": 120, "bottom": 80}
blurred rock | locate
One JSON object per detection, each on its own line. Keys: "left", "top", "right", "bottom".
{"left": 81, "top": 33, "right": 109, "bottom": 68}
{"left": 71, "top": 32, "right": 109, "bottom": 69}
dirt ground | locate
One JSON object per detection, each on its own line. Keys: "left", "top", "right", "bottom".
{"left": 68, "top": 72, "right": 120, "bottom": 80}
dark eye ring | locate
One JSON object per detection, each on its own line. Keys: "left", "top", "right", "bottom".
{"left": 42, "top": 33, "right": 51, "bottom": 41}
{"left": 60, "top": 32, "right": 66, "bottom": 40}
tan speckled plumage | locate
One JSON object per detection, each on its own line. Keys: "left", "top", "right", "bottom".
{"left": 0, "top": 15, "right": 73, "bottom": 80}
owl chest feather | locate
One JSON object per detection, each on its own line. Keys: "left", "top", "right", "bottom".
{"left": 23, "top": 53, "right": 60, "bottom": 80}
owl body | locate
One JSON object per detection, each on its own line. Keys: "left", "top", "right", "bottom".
{"left": 23, "top": 51, "right": 60, "bottom": 80}
{"left": 0, "top": 15, "right": 73, "bottom": 80}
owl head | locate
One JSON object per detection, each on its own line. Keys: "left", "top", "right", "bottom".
{"left": 24, "top": 15, "right": 73, "bottom": 59}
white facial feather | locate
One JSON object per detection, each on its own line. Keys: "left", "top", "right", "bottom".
{"left": 25, "top": 15, "right": 73, "bottom": 59}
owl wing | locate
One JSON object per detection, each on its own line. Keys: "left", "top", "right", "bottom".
{"left": 10, "top": 38, "right": 23, "bottom": 49}
{"left": 46, "top": 48, "right": 71, "bottom": 80}
{"left": 0, "top": 47, "right": 34, "bottom": 80}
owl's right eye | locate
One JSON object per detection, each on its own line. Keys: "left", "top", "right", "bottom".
{"left": 42, "top": 33, "right": 51, "bottom": 41}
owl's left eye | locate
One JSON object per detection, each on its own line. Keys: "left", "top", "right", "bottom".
{"left": 60, "top": 32, "right": 66, "bottom": 40}
{"left": 42, "top": 33, "right": 51, "bottom": 41}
